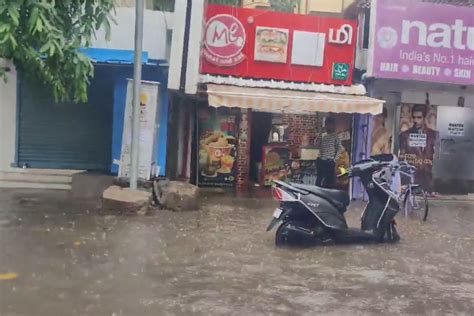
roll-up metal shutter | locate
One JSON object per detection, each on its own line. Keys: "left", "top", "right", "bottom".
{"left": 18, "top": 68, "right": 114, "bottom": 170}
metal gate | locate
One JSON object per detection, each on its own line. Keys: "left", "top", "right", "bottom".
{"left": 17, "top": 68, "right": 114, "bottom": 171}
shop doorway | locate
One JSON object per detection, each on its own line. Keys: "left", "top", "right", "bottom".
{"left": 433, "top": 106, "right": 474, "bottom": 194}
{"left": 333, "top": 113, "right": 354, "bottom": 191}
{"left": 249, "top": 112, "right": 273, "bottom": 183}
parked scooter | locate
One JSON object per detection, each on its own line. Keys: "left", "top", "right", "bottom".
{"left": 267, "top": 154, "right": 400, "bottom": 246}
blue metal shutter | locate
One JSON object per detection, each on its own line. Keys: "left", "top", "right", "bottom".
{"left": 18, "top": 67, "right": 114, "bottom": 171}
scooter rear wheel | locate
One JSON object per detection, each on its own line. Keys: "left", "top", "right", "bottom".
{"left": 275, "top": 221, "right": 330, "bottom": 247}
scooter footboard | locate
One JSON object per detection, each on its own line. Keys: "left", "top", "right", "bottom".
{"left": 377, "top": 198, "right": 399, "bottom": 230}
{"left": 362, "top": 198, "right": 399, "bottom": 232}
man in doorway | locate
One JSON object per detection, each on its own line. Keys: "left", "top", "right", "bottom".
{"left": 315, "top": 117, "right": 343, "bottom": 188}
{"left": 399, "top": 104, "right": 437, "bottom": 192}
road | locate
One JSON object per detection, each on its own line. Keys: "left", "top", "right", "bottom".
{"left": 0, "top": 189, "right": 473, "bottom": 315}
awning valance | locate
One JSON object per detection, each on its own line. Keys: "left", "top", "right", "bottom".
{"left": 207, "top": 84, "right": 384, "bottom": 115}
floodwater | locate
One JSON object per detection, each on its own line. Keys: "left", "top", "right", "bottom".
{"left": 0, "top": 189, "right": 473, "bottom": 315}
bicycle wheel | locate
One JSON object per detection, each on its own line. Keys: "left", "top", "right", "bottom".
{"left": 403, "top": 186, "right": 429, "bottom": 221}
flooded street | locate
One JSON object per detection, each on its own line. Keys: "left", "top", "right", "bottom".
{"left": 1, "top": 189, "right": 473, "bottom": 315}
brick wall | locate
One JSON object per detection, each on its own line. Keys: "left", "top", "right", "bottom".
{"left": 236, "top": 109, "right": 251, "bottom": 191}
{"left": 282, "top": 113, "right": 324, "bottom": 148}
{"left": 235, "top": 111, "right": 325, "bottom": 190}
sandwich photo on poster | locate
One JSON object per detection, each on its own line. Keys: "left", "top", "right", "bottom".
{"left": 254, "top": 27, "right": 289, "bottom": 63}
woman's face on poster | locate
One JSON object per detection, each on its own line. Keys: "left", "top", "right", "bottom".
{"left": 427, "top": 113, "right": 437, "bottom": 129}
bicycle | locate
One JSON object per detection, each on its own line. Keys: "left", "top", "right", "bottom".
{"left": 399, "top": 161, "right": 429, "bottom": 221}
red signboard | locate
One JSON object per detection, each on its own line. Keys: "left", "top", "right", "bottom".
{"left": 200, "top": 5, "right": 358, "bottom": 86}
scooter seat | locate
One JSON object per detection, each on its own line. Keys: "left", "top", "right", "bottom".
{"left": 291, "top": 183, "right": 350, "bottom": 212}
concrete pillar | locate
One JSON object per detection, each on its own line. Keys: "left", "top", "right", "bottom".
{"left": 0, "top": 59, "right": 17, "bottom": 172}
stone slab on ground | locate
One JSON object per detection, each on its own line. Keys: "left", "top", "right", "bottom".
{"left": 155, "top": 180, "right": 200, "bottom": 212}
{"left": 72, "top": 172, "right": 116, "bottom": 201}
{"left": 102, "top": 185, "right": 152, "bottom": 214}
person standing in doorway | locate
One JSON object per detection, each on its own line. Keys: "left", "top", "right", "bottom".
{"left": 315, "top": 117, "right": 342, "bottom": 188}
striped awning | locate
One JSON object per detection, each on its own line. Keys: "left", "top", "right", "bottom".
{"left": 207, "top": 84, "right": 384, "bottom": 115}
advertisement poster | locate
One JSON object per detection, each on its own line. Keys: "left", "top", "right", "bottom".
{"left": 198, "top": 109, "right": 238, "bottom": 187}
{"left": 371, "top": 105, "right": 395, "bottom": 155}
{"left": 262, "top": 145, "right": 291, "bottom": 186}
{"left": 255, "top": 27, "right": 289, "bottom": 63}
{"left": 334, "top": 114, "right": 353, "bottom": 190}
{"left": 369, "top": 0, "right": 474, "bottom": 85}
{"left": 119, "top": 81, "right": 159, "bottom": 180}
{"left": 399, "top": 103, "right": 438, "bottom": 190}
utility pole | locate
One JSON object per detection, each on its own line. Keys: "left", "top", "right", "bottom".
{"left": 130, "top": 0, "right": 145, "bottom": 190}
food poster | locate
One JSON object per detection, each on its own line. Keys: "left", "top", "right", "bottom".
{"left": 198, "top": 108, "right": 238, "bottom": 187}
{"left": 254, "top": 27, "right": 289, "bottom": 64}
{"left": 333, "top": 114, "right": 353, "bottom": 190}
{"left": 399, "top": 103, "right": 438, "bottom": 191}
{"left": 262, "top": 145, "right": 291, "bottom": 186}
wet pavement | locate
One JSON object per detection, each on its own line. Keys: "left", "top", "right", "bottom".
{"left": 0, "top": 189, "right": 473, "bottom": 316}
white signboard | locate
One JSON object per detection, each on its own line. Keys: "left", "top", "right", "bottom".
{"left": 409, "top": 133, "right": 427, "bottom": 147}
{"left": 447, "top": 123, "right": 465, "bottom": 137}
{"left": 119, "top": 80, "right": 160, "bottom": 180}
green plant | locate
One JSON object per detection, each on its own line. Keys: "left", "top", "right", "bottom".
{"left": 0, "top": 0, "right": 116, "bottom": 102}
{"left": 153, "top": 0, "right": 241, "bottom": 11}
{"left": 269, "top": 0, "right": 297, "bottom": 12}
{"left": 152, "top": 0, "right": 297, "bottom": 12}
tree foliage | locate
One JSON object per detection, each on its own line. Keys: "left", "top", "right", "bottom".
{"left": 268, "top": 0, "right": 297, "bottom": 13}
{"left": 0, "top": 0, "right": 116, "bottom": 102}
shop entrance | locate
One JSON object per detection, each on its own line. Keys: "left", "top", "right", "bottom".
{"left": 17, "top": 65, "right": 114, "bottom": 170}
{"left": 249, "top": 112, "right": 272, "bottom": 184}
{"left": 248, "top": 111, "right": 354, "bottom": 191}
{"left": 433, "top": 106, "right": 474, "bottom": 194}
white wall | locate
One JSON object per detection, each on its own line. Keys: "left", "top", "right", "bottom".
{"left": 402, "top": 90, "right": 474, "bottom": 108}
{"left": 168, "top": 0, "right": 187, "bottom": 90}
{"left": 0, "top": 59, "right": 17, "bottom": 172}
{"left": 371, "top": 79, "right": 474, "bottom": 108}
{"left": 92, "top": 8, "right": 174, "bottom": 60}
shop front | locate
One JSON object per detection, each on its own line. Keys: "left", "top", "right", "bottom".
{"left": 15, "top": 49, "right": 169, "bottom": 177}
{"left": 198, "top": 83, "right": 382, "bottom": 193}
{"left": 169, "top": 3, "right": 384, "bottom": 193}
{"left": 366, "top": 0, "right": 474, "bottom": 194}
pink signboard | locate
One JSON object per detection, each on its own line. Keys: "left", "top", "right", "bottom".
{"left": 369, "top": 0, "right": 474, "bottom": 85}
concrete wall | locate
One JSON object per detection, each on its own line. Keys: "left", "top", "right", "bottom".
{"left": 370, "top": 79, "right": 474, "bottom": 109}
{"left": 0, "top": 59, "right": 17, "bottom": 172}
{"left": 92, "top": 8, "right": 173, "bottom": 60}
{"left": 242, "top": 0, "right": 356, "bottom": 14}
{"left": 402, "top": 90, "right": 474, "bottom": 108}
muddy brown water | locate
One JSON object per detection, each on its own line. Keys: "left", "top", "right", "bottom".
{"left": 0, "top": 190, "right": 473, "bottom": 315}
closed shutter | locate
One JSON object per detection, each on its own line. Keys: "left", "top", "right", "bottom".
{"left": 18, "top": 69, "right": 113, "bottom": 171}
